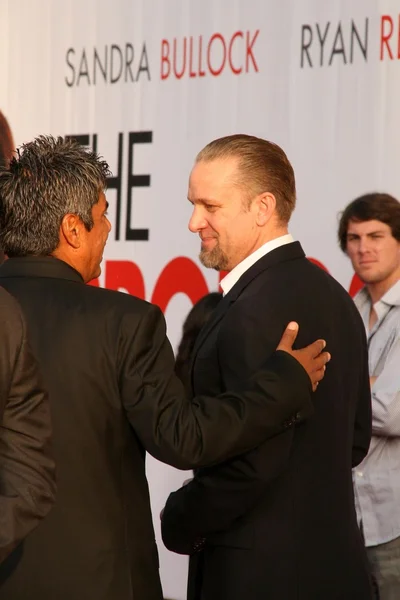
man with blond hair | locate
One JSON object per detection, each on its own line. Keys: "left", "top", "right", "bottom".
{"left": 162, "top": 134, "right": 373, "bottom": 600}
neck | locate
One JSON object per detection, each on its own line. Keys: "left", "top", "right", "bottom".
{"left": 52, "top": 248, "right": 86, "bottom": 282}
{"left": 367, "top": 272, "right": 400, "bottom": 304}
{"left": 256, "top": 226, "right": 289, "bottom": 250}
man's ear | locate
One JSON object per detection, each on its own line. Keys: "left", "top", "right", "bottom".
{"left": 255, "top": 192, "right": 276, "bottom": 226}
{"left": 60, "top": 214, "right": 82, "bottom": 249}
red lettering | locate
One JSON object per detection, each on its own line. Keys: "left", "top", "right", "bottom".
{"left": 151, "top": 257, "right": 209, "bottom": 313}
{"left": 189, "top": 36, "right": 196, "bottom": 77}
{"left": 96, "top": 258, "right": 365, "bottom": 312}
{"left": 218, "top": 270, "right": 229, "bottom": 283}
{"left": 380, "top": 15, "right": 394, "bottom": 60}
{"left": 246, "top": 30, "right": 259, "bottom": 72}
{"left": 198, "top": 35, "right": 206, "bottom": 76}
{"left": 173, "top": 37, "right": 186, "bottom": 79}
{"left": 228, "top": 31, "right": 243, "bottom": 74}
{"left": 307, "top": 257, "right": 329, "bottom": 272}
{"left": 207, "top": 33, "right": 227, "bottom": 76}
{"left": 105, "top": 260, "right": 145, "bottom": 299}
{"left": 348, "top": 273, "right": 363, "bottom": 297}
{"left": 161, "top": 39, "right": 170, "bottom": 79}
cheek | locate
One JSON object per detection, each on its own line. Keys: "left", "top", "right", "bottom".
{"left": 346, "top": 245, "right": 358, "bottom": 261}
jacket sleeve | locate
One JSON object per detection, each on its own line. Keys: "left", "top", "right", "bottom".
{"left": 0, "top": 289, "right": 56, "bottom": 563}
{"left": 161, "top": 426, "right": 293, "bottom": 554}
{"left": 160, "top": 302, "right": 300, "bottom": 554}
{"left": 119, "top": 303, "right": 313, "bottom": 470}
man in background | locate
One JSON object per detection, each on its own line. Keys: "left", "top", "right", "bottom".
{"left": 0, "top": 135, "right": 329, "bottom": 600}
{"left": 339, "top": 193, "right": 400, "bottom": 600}
{"left": 162, "top": 134, "right": 373, "bottom": 599}
{"left": 0, "top": 287, "right": 55, "bottom": 563}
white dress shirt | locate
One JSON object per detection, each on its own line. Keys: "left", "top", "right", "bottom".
{"left": 220, "top": 234, "right": 294, "bottom": 296}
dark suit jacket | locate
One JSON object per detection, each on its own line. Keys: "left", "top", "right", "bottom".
{"left": 162, "top": 242, "right": 373, "bottom": 600}
{"left": 0, "top": 256, "right": 314, "bottom": 600}
{"left": 0, "top": 287, "right": 55, "bottom": 564}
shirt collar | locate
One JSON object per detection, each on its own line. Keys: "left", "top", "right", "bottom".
{"left": 220, "top": 234, "right": 294, "bottom": 296}
{"left": 354, "top": 279, "right": 400, "bottom": 311}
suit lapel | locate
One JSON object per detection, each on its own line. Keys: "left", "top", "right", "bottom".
{"left": 190, "top": 241, "right": 305, "bottom": 369}
{"left": 190, "top": 292, "right": 233, "bottom": 369}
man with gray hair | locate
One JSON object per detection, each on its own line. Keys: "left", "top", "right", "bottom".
{"left": 0, "top": 135, "right": 329, "bottom": 600}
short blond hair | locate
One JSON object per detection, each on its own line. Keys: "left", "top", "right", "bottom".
{"left": 196, "top": 134, "right": 296, "bottom": 222}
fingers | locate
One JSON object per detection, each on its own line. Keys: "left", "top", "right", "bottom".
{"left": 310, "top": 352, "right": 331, "bottom": 390}
{"left": 312, "top": 367, "right": 325, "bottom": 391}
{"left": 276, "top": 322, "right": 299, "bottom": 351}
{"left": 307, "top": 339, "right": 327, "bottom": 358}
{"left": 312, "top": 349, "right": 331, "bottom": 370}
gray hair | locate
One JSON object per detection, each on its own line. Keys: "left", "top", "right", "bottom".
{"left": 0, "top": 135, "right": 110, "bottom": 257}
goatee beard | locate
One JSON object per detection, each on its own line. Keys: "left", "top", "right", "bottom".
{"left": 199, "top": 246, "right": 229, "bottom": 271}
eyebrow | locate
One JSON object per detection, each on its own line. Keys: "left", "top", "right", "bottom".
{"left": 187, "top": 197, "right": 220, "bottom": 205}
{"left": 347, "top": 229, "right": 386, "bottom": 236}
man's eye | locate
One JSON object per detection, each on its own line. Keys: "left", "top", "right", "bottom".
{"left": 206, "top": 205, "right": 218, "bottom": 212}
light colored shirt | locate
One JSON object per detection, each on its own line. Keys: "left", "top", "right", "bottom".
{"left": 220, "top": 234, "right": 294, "bottom": 296}
{"left": 353, "top": 279, "right": 400, "bottom": 546}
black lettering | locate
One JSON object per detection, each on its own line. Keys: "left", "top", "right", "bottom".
{"left": 91, "top": 134, "right": 98, "bottom": 154}
{"left": 137, "top": 42, "right": 151, "bottom": 80}
{"left": 125, "top": 44, "right": 134, "bottom": 82}
{"left": 350, "top": 18, "right": 368, "bottom": 62}
{"left": 65, "top": 48, "right": 75, "bottom": 87}
{"left": 126, "top": 131, "right": 152, "bottom": 241}
{"left": 106, "top": 133, "right": 124, "bottom": 241}
{"left": 65, "top": 134, "right": 90, "bottom": 147}
{"left": 94, "top": 47, "right": 108, "bottom": 84}
{"left": 329, "top": 23, "right": 347, "bottom": 65}
{"left": 111, "top": 44, "right": 123, "bottom": 83}
{"left": 77, "top": 49, "right": 91, "bottom": 85}
{"left": 316, "top": 22, "right": 330, "bottom": 66}
{"left": 301, "top": 25, "right": 313, "bottom": 67}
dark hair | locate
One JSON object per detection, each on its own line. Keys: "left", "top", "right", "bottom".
{"left": 196, "top": 134, "right": 296, "bottom": 223}
{"left": 338, "top": 193, "right": 400, "bottom": 252}
{"left": 0, "top": 135, "right": 111, "bottom": 257}
{"left": 175, "top": 292, "right": 223, "bottom": 396}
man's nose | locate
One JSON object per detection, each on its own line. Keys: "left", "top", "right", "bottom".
{"left": 358, "top": 237, "right": 370, "bottom": 253}
{"left": 188, "top": 208, "right": 207, "bottom": 233}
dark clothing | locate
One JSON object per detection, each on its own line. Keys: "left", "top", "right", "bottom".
{"left": 162, "top": 242, "right": 374, "bottom": 600}
{"left": 0, "top": 256, "right": 314, "bottom": 600}
{"left": 0, "top": 287, "right": 55, "bottom": 564}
